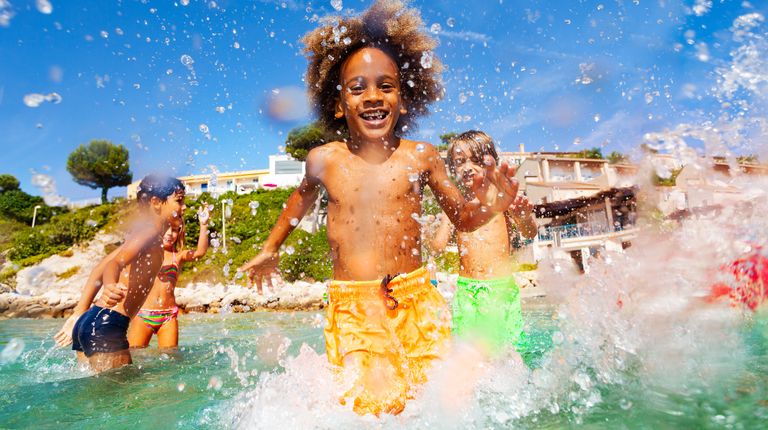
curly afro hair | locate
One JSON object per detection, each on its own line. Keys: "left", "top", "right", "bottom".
{"left": 302, "top": 0, "right": 444, "bottom": 136}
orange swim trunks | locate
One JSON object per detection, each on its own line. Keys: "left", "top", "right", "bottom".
{"left": 324, "top": 267, "right": 451, "bottom": 416}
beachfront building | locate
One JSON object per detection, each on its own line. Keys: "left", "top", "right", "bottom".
{"left": 652, "top": 156, "right": 767, "bottom": 215}
{"left": 503, "top": 152, "right": 640, "bottom": 273}
{"left": 126, "top": 155, "right": 305, "bottom": 199}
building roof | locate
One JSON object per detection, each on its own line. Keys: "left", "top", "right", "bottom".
{"left": 179, "top": 168, "right": 269, "bottom": 182}
{"left": 534, "top": 186, "right": 637, "bottom": 218}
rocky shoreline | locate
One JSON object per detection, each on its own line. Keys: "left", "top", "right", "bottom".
{"left": 0, "top": 234, "right": 542, "bottom": 319}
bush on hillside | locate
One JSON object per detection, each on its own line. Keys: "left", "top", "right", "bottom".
{"left": 9, "top": 203, "right": 116, "bottom": 262}
{"left": 0, "top": 189, "right": 57, "bottom": 224}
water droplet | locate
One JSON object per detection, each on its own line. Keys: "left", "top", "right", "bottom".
{"left": 593, "top": 114, "right": 601, "bottom": 122}
{"left": 415, "top": 143, "right": 425, "bottom": 152}
{"left": 215, "top": 106, "right": 225, "bottom": 113}
{"left": 290, "top": 218, "right": 299, "bottom": 226}
{"left": 406, "top": 80, "right": 415, "bottom": 87}
{"left": 330, "top": 0, "right": 343, "bottom": 12}
{"left": 285, "top": 246, "right": 295, "bottom": 255}
{"left": 420, "top": 51, "right": 433, "bottom": 69}
{"left": 180, "top": 54, "right": 194, "bottom": 67}
{"left": 233, "top": 41, "right": 240, "bottom": 49}
{"left": 430, "top": 23, "right": 442, "bottom": 34}
{"left": 342, "top": 37, "right": 351, "bottom": 45}
{"left": 552, "top": 331, "right": 564, "bottom": 344}
{"left": 336, "top": 84, "right": 342, "bottom": 91}
{"left": 177, "top": 383, "right": 186, "bottom": 392}
{"left": 644, "top": 93, "right": 654, "bottom": 104}
{"left": 408, "top": 173, "right": 419, "bottom": 182}
{"left": 199, "top": 124, "right": 209, "bottom": 134}
{"left": 446, "top": 17, "right": 455, "bottom": 28}
{"left": 619, "top": 398, "right": 633, "bottom": 410}
{"left": 181, "top": 0, "right": 190, "bottom": 5}
{"left": 458, "top": 93, "right": 468, "bottom": 104}
{"left": 35, "top": 0, "right": 52, "bottom": 15}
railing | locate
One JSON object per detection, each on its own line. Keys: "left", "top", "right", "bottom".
{"left": 532, "top": 221, "right": 633, "bottom": 243}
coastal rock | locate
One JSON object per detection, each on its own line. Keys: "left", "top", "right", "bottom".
{"left": 14, "top": 232, "right": 121, "bottom": 300}
{"left": 175, "top": 280, "right": 327, "bottom": 313}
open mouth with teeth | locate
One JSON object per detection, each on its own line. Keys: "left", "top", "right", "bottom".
{"left": 359, "top": 110, "right": 389, "bottom": 122}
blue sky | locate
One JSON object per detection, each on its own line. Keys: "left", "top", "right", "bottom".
{"left": 0, "top": 0, "right": 765, "bottom": 202}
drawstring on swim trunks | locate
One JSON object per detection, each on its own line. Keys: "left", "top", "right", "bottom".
{"left": 381, "top": 274, "right": 399, "bottom": 310}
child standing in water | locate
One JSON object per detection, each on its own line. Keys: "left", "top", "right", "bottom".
{"left": 124, "top": 205, "right": 211, "bottom": 348}
{"left": 238, "top": 0, "right": 520, "bottom": 416}
{"left": 431, "top": 131, "right": 538, "bottom": 354}
{"left": 53, "top": 175, "right": 186, "bottom": 372}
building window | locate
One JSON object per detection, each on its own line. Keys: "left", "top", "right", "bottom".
{"left": 227, "top": 180, "right": 234, "bottom": 190}
{"left": 201, "top": 183, "right": 208, "bottom": 192}
{"left": 275, "top": 160, "right": 303, "bottom": 174}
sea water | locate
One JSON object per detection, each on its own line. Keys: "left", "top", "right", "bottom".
{"left": 0, "top": 299, "right": 765, "bottom": 429}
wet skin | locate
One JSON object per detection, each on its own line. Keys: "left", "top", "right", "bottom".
{"left": 239, "top": 47, "right": 519, "bottom": 281}
{"left": 432, "top": 142, "right": 538, "bottom": 279}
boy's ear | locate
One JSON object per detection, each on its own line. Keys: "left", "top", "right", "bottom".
{"left": 400, "top": 99, "right": 408, "bottom": 115}
{"left": 334, "top": 99, "right": 344, "bottom": 119}
{"left": 149, "top": 196, "right": 163, "bottom": 214}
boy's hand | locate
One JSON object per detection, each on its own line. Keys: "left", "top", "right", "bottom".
{"left": 509, "top": 195, "right": 533, "bottom": 220}
{"left": 93, "top": 283, "right": 127, "bottom": 308}
{"left": 198, "top": 204, "right": 211, "bottom": 225}
{"left": 53, "top": 311, "right": 83, "bottom": 347}
{"left": 237, "top": 251, "right": 279, "bottom": 281}
{"left": 472, "top": 156, "right": 519, "bottom": 213}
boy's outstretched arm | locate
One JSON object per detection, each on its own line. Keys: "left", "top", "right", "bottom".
{"left": 53, "top": 247, "right": 122, "bottom": 347}
{"left": 237, "top": 151, "right": 323, "bottom": 276}
{"left": 425, "top": 144, "right": 519, "bottom": 231}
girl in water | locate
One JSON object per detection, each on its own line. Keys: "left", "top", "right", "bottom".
{"left": 125, "top": 204, "right": 211, "bottom": 349}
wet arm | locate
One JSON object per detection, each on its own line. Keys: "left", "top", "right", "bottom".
{"left": 425, "top": 145, "right": 499, "bottom": 232}
{"left": 71, "top": 247, "right": 122, "bottom": 314}
{"left": 239, "top": 156, "right": 322, "bottom": 272}
{"left": 183, "top": 222, "right": 209, "bottom": 262}
{"left": 427, "top": 213, "right": 454, "bottom": 254}
{"left": 101, "top": 229, "right": 159, "bottom": 288}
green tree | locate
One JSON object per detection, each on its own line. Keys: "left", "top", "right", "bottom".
{"left": 607, "top": 151, "right": 629, "bottom": 164}
{"left": 285, "top": 122, "right": 342, "bottom": 161}
{"left": 438, "top": 132, "right": 458, "bottom": 151}
{"left": 737, "top": 154, "right": 759, "bottom": 164}
{"left": 0, "top": 174, "right": 20, "bottom": 193}
{"left": 576, "top": 147, "right": 604, "bottom": 159}
{"left": 0, "top": 190, "right": 49, "bottom": 224}
{"left": 66, "top": 140, "right": 133, "bottom": 204}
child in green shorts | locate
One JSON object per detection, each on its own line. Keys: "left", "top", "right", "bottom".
{"left": 430, "top": 130, "right": 537, "bottom": 354}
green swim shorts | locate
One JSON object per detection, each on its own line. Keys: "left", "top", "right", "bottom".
{"left": 452, "top": 275, "right": 524, "bottom": 352}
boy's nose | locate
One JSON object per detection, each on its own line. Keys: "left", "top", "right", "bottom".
{"left": 362, "top": 87, "right": 383, "bottom": 102}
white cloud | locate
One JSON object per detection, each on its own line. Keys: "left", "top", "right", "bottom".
{"left": 438, "top": 30, "right": 491, "bottom": 43}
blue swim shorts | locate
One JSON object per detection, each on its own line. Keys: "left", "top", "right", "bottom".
{"left": 72, "top": 306, "right": 130, "bottom": 357}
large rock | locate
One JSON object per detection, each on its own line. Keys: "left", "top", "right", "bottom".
{"left": 14, "top": 233, "right": 121, "bottom": 298}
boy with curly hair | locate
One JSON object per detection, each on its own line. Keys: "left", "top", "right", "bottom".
{"left": 239, "top": 0, "right": 520, "bottom": 415}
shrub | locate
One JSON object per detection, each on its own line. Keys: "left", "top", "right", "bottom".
{"left": 57, "top": 266, "right": 80, "bottom": 279}
{"left": 279, "top": 227, "right": 332, "bottom": 282}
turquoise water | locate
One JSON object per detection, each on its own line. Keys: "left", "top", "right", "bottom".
{"left": 0, "top": 306, "right": 766, "bottom": 429}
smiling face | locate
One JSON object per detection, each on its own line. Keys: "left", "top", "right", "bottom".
{"left": 161, "top": 225, "right": 181, "bottom": 251}
{"left": 450, "top": 142, "right": 487, "bottom": 189}
{"left": 336, "top": 47, "right": 406, "bottom": 144}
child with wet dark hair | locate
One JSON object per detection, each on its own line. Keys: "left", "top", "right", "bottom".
{"left": 239, "top": 0, "right": 520, "bottom": 415}
{"left": 53, "top": 174, "right": 186, "bottom": 372}
{"left": 432, "top": 130, "right": 537, "bottom": 355}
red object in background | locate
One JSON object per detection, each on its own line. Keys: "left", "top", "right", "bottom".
{"left": 708, "top": 246, "right": 768, "bottom": 311}
{"left": 263, "top": 183, "right": 278, "bottom": 188}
